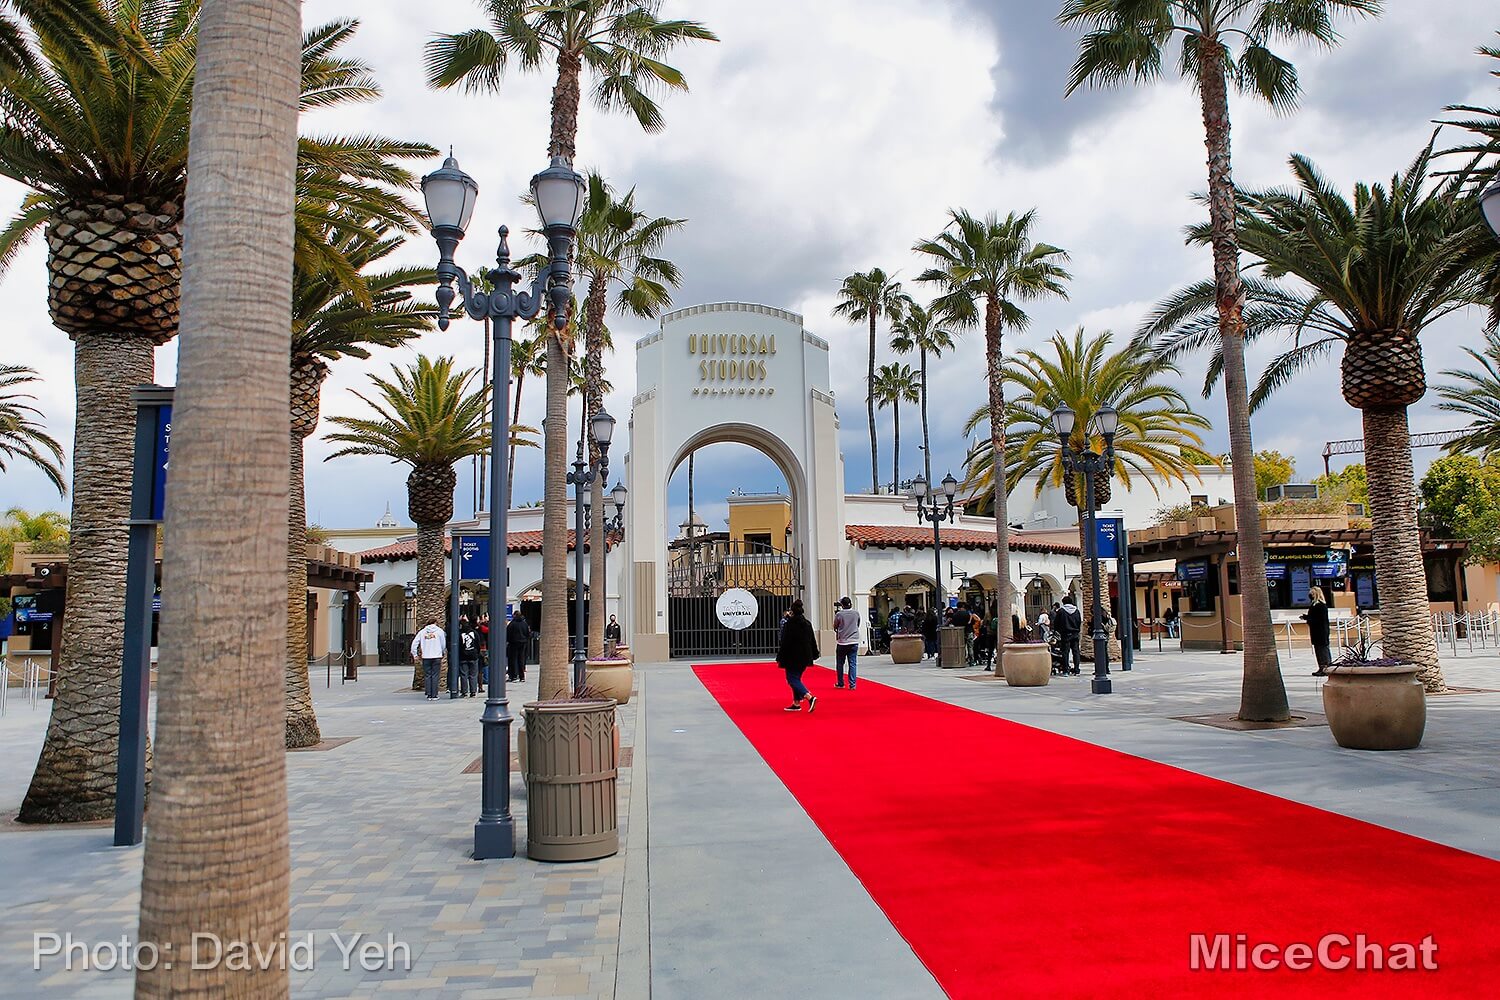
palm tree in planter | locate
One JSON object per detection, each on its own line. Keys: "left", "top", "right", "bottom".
{"left": 325, "top": 356, "right": 537, "bottom": 691}
{"left": 1058, "top": 0, "right": 1382, "bottom": 722}
{"left": 2, "top": 6, "right": 434, "bottom": 822}
{"left": 963, "top": 328, "right": 1211, "bottom": 650}
{"left": 427, "top": 0, "right": 716, "bottom": 703}
{"left": 833, "top": 268, "right": 905, "bottom": 494}
{"left": 573, "top": 172, "right": 683, "bottom": 656}
{"left": 889, "top": 298, "right": 957, "bottom": 488}
{"left": 914, "top": 208, "right": 1071, "bottom": 656}
{"left": 0, "top": 365, "right": 66, "bottom": 496}
{"left": 872, "top": 362, "right": 920, "bottom": 493}
{"left": 1144, "top": 142, "right": 1492, "bottom": 692}
{"left": 284, "top": 223, "right": 435, "bottom": 745}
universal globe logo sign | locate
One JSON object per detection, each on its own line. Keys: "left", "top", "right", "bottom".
{"left": 715, "top": 588, "right": 759, "bottom": 631}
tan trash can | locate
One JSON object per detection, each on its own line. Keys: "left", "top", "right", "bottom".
{"left": 939, "top": 625, "right": 965, "bottom": 668}
{"left": 523, "top": 699, "right": 619, "bottom": 862}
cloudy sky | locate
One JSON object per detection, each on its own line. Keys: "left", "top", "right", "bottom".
{"left": 2, "top": 1, "right": 1496, "bottom": 540}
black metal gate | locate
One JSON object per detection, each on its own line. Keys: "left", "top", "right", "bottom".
{"left": 668, "top": 539, "right": 801, "bottom": 658}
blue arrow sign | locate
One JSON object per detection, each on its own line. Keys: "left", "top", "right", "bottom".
{"left": 457, "top": 534, "right": 491, "bottom": 581}
{"left": 1095, "top": 517, "right": 1123, "bottom": 561}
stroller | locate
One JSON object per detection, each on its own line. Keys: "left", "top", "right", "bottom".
{"left": 1048, "top": 629, "right": 1079, "bottom": 676}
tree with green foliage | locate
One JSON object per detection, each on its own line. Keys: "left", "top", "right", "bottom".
{"left": 0, "top": 365, "right": 65, "bottom": 496}
{"left": 1254, "top": 450, "right": 1295, "bottom": 498}
{"left": 1314, "top": 463, "right": 1369, "bottom": 507}
{"left": 1420, "top": 455, "right": 1500, "bottom": 565}
{"left": 873, "top": 362, "right": 921, "bottom": 492}
{"left": 833, "top": 268, "right": 905, "bottom": 495}
{"left": 1061, "top": 0, "right": 1383, "bottom": 722}
{"left": 890, "top": 298, "right": 958, "bottom": 490}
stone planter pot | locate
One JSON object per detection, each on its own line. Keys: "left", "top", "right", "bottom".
{"left": 522, "top": 699, "right": 620, "bottom": 862}
{"left": 1322, "top": 663, "right": 1425, "bottom": 751}
{"left": 585, "top": 657, "right": 633, "bottom": 705}
{"left": 890, "top": 634, "right": 925, "bottom": 664}
{"left": 1002, "top": 643, "right": 1051, "bottom": 686}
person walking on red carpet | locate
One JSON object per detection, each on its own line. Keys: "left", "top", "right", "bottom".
{"left": 833, "top": 596, "right": 861, "bottom": 689}
{"left": 777, "top": 599, "right": 820, "bottom": 712}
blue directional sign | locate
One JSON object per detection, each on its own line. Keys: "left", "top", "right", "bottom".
{"left": 1095, "top": 517, "right": 1123, "bottom": 560}
{"left": 150, "top": 404, "right": 171, "bottom": 521}
{"left": 457, "top": 534, "right": 491, "bottom": 581}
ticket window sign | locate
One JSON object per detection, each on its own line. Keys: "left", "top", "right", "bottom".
{"left": 1095, "top": 517, "right": 1123, "bottom": 560}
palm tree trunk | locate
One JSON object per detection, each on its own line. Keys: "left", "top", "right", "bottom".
{"left": 19, "top": 335, "right": 152, "bottom": 823}
{"left": 1196, "top": 35, "right": 1288, "bottom": 722}
{"left": 984, "top": 297, "right": 1013, "bottom": 655}
{"left": 508, "top": 368, "right": 525, "bottom": 502}
{"left": 136, "top": 1, "right": 298, "bottom": 992}
{"left": 549, "top": 49, "right": 582, "bottom": 162}
{"left": 412, "top": 517, "right": 448, "bottom": 692}
{"left": 892, "top": 397, "right": 900, "bottom": 491}
{"left": 284, "top": 427, "right": 320, "bottom": 747}
{"left": 867, "top": 313, "right": 879, "bottom": 493}
{"left": 1363, "top": 407, "right": 1444, "bottom": 691}
{"left": 920, "top": 346, "right": 932, "bottom": 486}
{"left": 585, "top": 277, "right": 608, "bottom": 658}
{"left": 539, "top": 332, "right": 571, "bottom": 698}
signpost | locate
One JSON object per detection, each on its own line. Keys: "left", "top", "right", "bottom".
{"left": 116, "top": 385, "right": 172, "bottom": 848}
{"left": 1095, "top": 515, "right": 1132, "bottom": 671}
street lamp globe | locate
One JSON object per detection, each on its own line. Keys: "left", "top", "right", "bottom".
{"left": 1092, "top": 403, "right": 1120, "bottom": 440}
{"left": 591, "top": 408, "right": 616, "bottom": 451}
{"left": 910, "top": 474, "right": 929, "bottom": 499}
{"left": 1482, "top": 177, "right": 1500, "bottom": 240}
{"left": 1050, "top": 403, "right": 1076, "bottom": 440}
{"left": 941, "top": 472, "right": 959, "bottom": 499}
{"left": 611, "top": 482, "right": 628, "bottom": 510}
{"left": 421, "top": 154, "right": 479, "bottom": 236}
{"left": 531, "top": 156, "right": 587, "bottom": 231}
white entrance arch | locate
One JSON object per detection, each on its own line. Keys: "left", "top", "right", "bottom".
{"left": 623, "top": 302, "right": 847, "bottom": 659}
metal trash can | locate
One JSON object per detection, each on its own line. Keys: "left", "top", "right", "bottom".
{"left": 939, "top": 625, "right": 965, "bottom": 668}
{"left": 522, "top": 699, "right": 619, "bottom": 862}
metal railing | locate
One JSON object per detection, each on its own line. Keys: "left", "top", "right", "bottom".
{"left": 1, "top": 655, "right": 51, "bottom": 716}
{"left": 311, "top": 648, "right": 360, "bottom": 687}
{"left": 1432, "top": 610, "right": 1500, "bottom": 655}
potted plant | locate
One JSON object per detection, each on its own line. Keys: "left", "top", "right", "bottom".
{"left": 889, "top": 621, "right": 925, "bottom": 664}
{"left": 522, "top": 677, "right": 620, "bottom": 862}
{"left": 1321, "top": 634, "right": 1425, "bottom": 751}
{"left": 585, "top": 653, "right": 633, "bottom": 704}
{"left": 1001, "top": 620, "right": 1050, "bottom": 687}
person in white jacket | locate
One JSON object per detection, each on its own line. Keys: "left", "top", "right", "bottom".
{"left": 411, "top": 622, "right": 447, "bottom": 700}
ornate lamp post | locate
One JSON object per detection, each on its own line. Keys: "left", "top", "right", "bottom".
{"left": 422, "top": 152, "right": 586, "bottom": 861}
{"left": 910, "top": 471, "right": 959, "bottom": 666}
{"left": 1480, "top": 178, "right": 1500, "bottom": 239}
{"left": 570, "top": 409, "right": 616, "bottom": 694}
{"left": 1051, "top": 402, "right": 1119, "bottom": 695}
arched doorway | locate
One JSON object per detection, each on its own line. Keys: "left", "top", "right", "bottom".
{"left": 663, "top": 442, "right": 800, "bottom": 657}
{"left": 374, "top": 584, "right": 414, "bottom": 665}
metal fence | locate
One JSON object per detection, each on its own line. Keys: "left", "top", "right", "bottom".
{"left": 1432, "top": 609, "right": 1500, "bottom": 655}
{"left": 0, "top": 655, "right": 50, "bottom": 716}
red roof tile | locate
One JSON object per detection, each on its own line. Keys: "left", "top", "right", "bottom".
{"left": 845, "top": 524, "right": 1079, "bottom": 555}
{"left": 359, "top": 529, "right": 612, "bottom": 564}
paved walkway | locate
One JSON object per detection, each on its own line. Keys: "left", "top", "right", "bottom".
{"left": 2, "top": 644, "right": 1498, "bottom": 996}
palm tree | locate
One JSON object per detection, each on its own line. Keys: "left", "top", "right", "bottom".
{"left": 832, "top": 268, "right": 905, "bottom": 494}
{"left": 890, "top": 298, "right": 957, "bottom": 488}
{"left": 325, "top": 357, "right": 536, "bottom": 691}
{"left": 1437, "top": 329, "right": 1500, "bottom": 459}
{"left": 1059, "top": 0, "right": 1380, "bottom": 722}
{"left": 964, "top": 328, "right": 1210, "bottom": 646}
{"left": 5, "top": 6, "right": 433, "bottom": 823}
{"left": 1443, "top": 35, "right": 1500, "bottom": 330}
{"left": 1145, "top": 144, "right": 1489, "bottom": 693}
{"left": 872, "top": 362, "right": 920, "bottom": 492}
{"left": 508, "top": 328, "right": 548, "bottom": 500}
{"left": 427, "top": 0, "right": 715, "bottom": 700}
{"left": 914, "top": 209, "right": 1071, "bottom": 657}
{"left": 135, "top": 0, "right": 299, "bottom": 991}
{"left": 284, "top": 223, "right": 434, "bottom": 745}
{"left": 0, "top": 365, "right": 65, "bottom": 495}
{"left": 574, "top": 173, "right": 683, "bottom": 655}
{"left": 0, "top": 507, "right": 69, "bottom": 569}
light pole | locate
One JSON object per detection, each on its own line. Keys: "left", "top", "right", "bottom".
{"left": 910, "top": 471, "right": 959, "bottom": 666}
{"left": 1480, "top": 178, "right": 1500, "bottom": 239}
{"left": 570, "top": 410, "right": 616, "bottom": 696}
{"left": 1051, "top": 402, "right": 1119, "bottom": 695}
{"left": 422, "top": 152, "right": 585, "bottom": 861}
{"left": 584, "top": 482, "right": 627, "bottom": 649}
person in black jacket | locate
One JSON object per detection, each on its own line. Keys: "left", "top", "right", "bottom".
{"left": 1054, "top": 595, "right": 1083, "bottom": 675}
{"left": 1303, "top": 586, "right": 1332, "bottom": 675}
{"left": 506, "top": 611, "right": 532, "bottom": 682}
{"left": 776, "top": 599, "right": 819, "bottom": 712}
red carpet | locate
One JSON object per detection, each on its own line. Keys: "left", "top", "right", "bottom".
{"left": 694, "top": 663, "right": 1500, "bottom": 998}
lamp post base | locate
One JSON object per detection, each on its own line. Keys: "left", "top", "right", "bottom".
{"left": 474, "top": 817, "right": 516, "bottom": 860}
{"left": 1091, "top": 675, "right": 1113, "bottom": 695}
